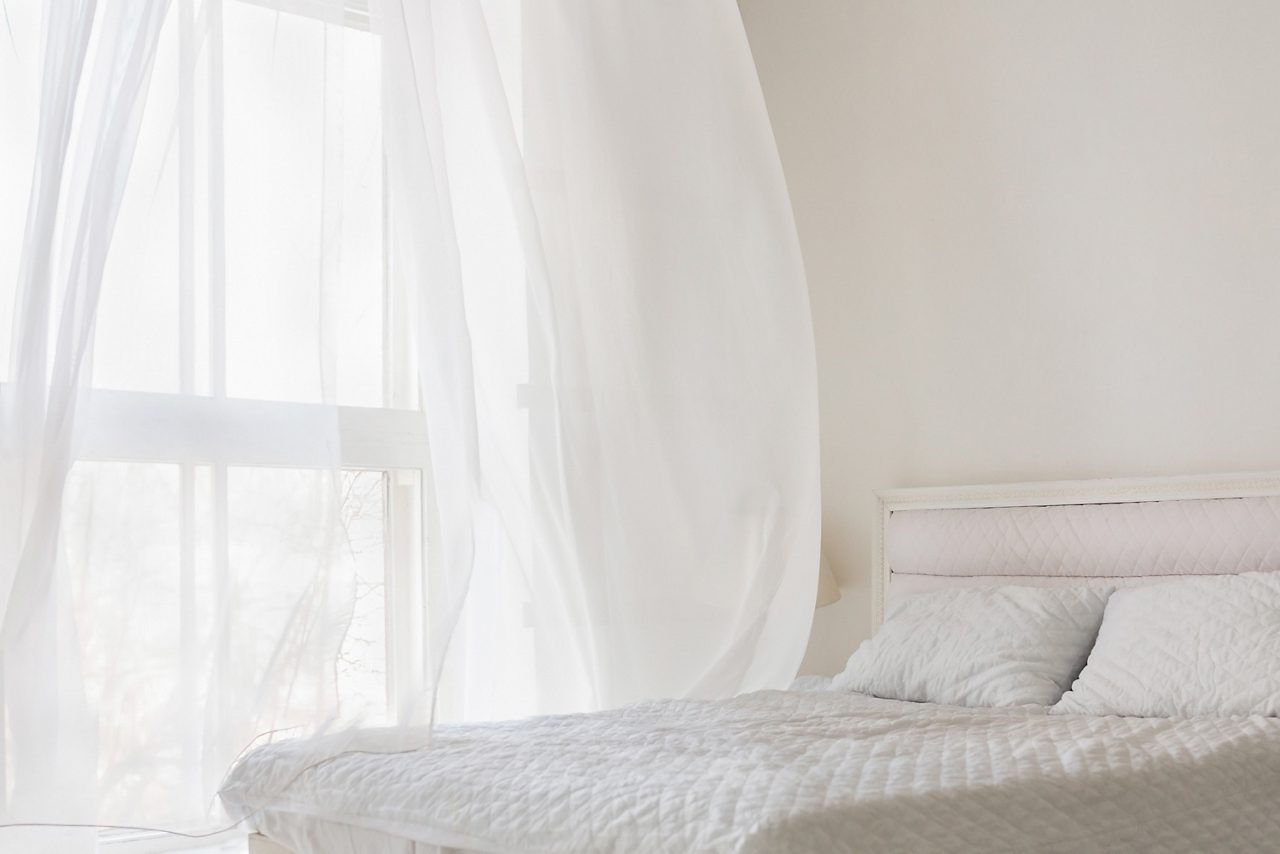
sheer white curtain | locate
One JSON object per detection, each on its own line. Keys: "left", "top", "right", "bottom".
{"left": 379, "top": 0, "right": 820, "bottom": 721}
{"left": 0, "top": 0, "right": 818, "bottom": 847}
{"left": 2, "top": 1, "right": 392, "bottom": 849}
{"left": 2, "top": 1, "right": 175, "bottom": 848}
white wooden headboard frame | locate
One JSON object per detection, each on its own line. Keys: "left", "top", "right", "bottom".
{"left": 873, "top": 470, "right": 1280, "bottom": 629}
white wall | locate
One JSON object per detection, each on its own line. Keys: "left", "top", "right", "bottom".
{"left": 739, "top": 0, "right": 1280, "bottom": 674}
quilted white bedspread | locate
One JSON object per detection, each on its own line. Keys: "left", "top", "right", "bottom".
{"left": 220, "top": 689, "right": 1280, "bottom": 853}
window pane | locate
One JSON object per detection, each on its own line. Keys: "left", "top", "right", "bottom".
{"left": 66, "top": 462, "right": 187, "bottom": 825}
{"left": 67, "top": 461, "right": 392, "bottom": 828}
{"left": 337, "top": 469, "right": 389, "bottom": 717}
{"left": 336, "top": 26, "right": 386, "bottom": 409}
{"left": 92, "top": 9, "right": 181, "bottom": 394}
{"left": 79, "top": 3, "right": 385, "bottom": 404}
{"left": 223, "top": 4, "right": 384, "bottom": 406}
{"left": 225, "top": 466, "right": 387, "bottom": 723}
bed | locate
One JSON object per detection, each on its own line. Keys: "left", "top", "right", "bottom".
{"left": 223, "top": 470, "right": 1280, "bottom": 853}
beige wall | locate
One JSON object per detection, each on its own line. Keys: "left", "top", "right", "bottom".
{"left": 739, "top": 1, "right": 1280, "bottom": 674}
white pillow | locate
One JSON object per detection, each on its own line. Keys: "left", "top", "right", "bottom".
{"left": 1054, "top": 571, "right": 1280, "bottom": 717}
{"left": 832, "top": 585, "right": 1111, "bottom": 707}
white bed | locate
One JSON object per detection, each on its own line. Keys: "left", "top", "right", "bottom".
{"left": 225, "top": 470, "right": 1280, "bottom": 854}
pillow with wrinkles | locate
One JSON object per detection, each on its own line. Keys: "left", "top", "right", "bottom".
{"left": 833, "top": 585, "right": 1111, "bottom": 708}
{"left": 1054, "top": 570, "right": 1280, "bottom": 717}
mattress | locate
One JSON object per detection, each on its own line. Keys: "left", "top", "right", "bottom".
{"left": 221, "top": 688, "right": 1280, "bottom": 853}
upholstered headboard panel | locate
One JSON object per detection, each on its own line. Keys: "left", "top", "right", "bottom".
{"left": 873, "top": 472, "right": 1280, "bottom": 628}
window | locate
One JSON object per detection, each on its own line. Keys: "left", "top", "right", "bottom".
{"left": 0, "top": 0, "right": 426, "bottom": 837}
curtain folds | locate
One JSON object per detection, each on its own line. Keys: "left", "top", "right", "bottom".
{"left": 0, "top": 0, "right": 818, "bottom": 847}
{"left": 376, "top": 0, "right": 820, "bottom": 722}
{"left": 2, "top": 2, "right": 173, "bottom": 849}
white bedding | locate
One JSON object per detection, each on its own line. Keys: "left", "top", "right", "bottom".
{"left": 221, "top": 689, "right": 1280, "bottom": 853}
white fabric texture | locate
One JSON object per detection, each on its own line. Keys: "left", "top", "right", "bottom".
{"left": 222, "top": 689, "right": 1280, "bottom": 854}
{"left": 1054, "top": 570, "right": 1280, "bottom": 717}
{"left": 832, "top": 585, "right": 1110, "bottom": 707}
{"left": 376, "top": 0, "right": 819, "bottom": 723}
{"left": 887, "top": 496, "right": 1280, "bottom": 578}
{"left": 1, "top": 2, "right": 175, "bottom": 849}
{"left": 2, "top": 2, "right": 389, "bottom": 846}
{"left": 0, "top": 0, "right": 818, "bottom": 846}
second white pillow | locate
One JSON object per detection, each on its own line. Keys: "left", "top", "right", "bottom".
{"left": 832, "top": 585, "right": 1111, "bottom": 707}
{"left": 1054, "top": 571, "right": 1280, "bottom": 717}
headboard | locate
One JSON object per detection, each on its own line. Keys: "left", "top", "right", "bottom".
{"left": 873, "top": 470, "right": 1280, "bottom": 629}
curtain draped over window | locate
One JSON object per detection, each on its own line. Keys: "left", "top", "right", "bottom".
{"left": 0, "top": 0, "right": 818, "bottom": 849}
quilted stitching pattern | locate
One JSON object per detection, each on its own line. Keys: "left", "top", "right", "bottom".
{"left": 888, "top": 496, "right": 1280, "bottom": 577}
{"left": 221, "top": 691, "right": 1280, "bottom": 853}
{"left": 831, "top": 586, "right": 1109, "bottom": 706}
{"left": 1055, "top": 570, "right": 1280, "bottom": 717}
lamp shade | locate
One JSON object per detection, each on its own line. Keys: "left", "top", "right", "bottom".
{"left": 817, "top": 554, "right": 841, "bottom": 608}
